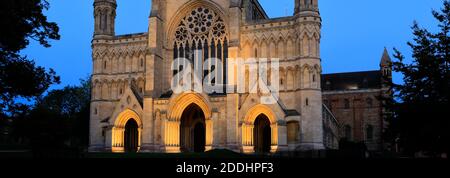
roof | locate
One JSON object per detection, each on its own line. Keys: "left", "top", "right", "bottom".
{"left": 321, "top": 70, "right": 382, "bottom": 91}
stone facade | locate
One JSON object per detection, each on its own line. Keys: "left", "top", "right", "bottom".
{"left": 89, "top": 0, "right": 336, "bottom": 153}
{"left": 321, "top": 49, "right": 392, "bottom": 151}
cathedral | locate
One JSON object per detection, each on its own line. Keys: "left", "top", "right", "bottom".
{"left": 89, "top": 0, "right": 388, "bottom": 154}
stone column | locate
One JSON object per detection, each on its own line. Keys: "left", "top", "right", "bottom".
{"left": 211, "top": 111, "right": 220, "bottom": 149}
{"left": 140, "top": 98, "right": 154, "bottom": 152}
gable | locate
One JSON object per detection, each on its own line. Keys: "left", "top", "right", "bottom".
{"left": 109, "top": 86, "right": 144, "bottom": 126}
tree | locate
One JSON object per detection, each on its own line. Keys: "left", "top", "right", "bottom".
{"left": 386, "top": 0, "right": 450, "bottom": 157}
{"left": 12, "top": 77, "right": 91, "bottom": 154}
{"left": 0, "top": 0, "right": 60, "bottom": 116}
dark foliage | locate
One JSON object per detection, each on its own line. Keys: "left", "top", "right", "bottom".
{"left": 0, "top": 0, "right": 60, "bottom": 53}
{"left": 11, "top": 78, "right": 91, "bottom": 154}
{"left": 0, "top": 0, "right": 60, "bottom": 115}
{"left": 385, "top": 0, "right": 450, "bottom": 157}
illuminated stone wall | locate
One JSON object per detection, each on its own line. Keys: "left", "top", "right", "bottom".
{"left": 89, "top": 0, "right": 328, "bottom": 153}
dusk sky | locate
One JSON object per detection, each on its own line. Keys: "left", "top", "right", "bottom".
{"left": 21, "top": 0, "right": 444, "bottom": 90}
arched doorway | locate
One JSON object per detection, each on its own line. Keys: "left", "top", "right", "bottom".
{"left": 112, "top": 109, "right": 142, "bottom": 153}
{"left": 254, "top": 114, "right": 271, "bottom": 153}
{"left": 180, "top": 104, "right": 206, "bottom": 152}
{"left": 124, "top": 119, "right": 138, "bottom": 153}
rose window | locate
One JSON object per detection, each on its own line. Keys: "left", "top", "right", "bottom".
{"left": 173, "top": 7, "right": 228, "bottom": 90}
{"left": 174, "top": 7, "right": 227, "bottom": 45}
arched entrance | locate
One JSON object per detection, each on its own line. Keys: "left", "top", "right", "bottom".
{"left": 165, "top": 93, "right": 213, "bottom": 153}
{"left": 242, "top": 104, "right": 278, "bottom": 153}
{"left": 254, "top": 114, "right": 271, "bottom": 153}
{"left": 180, "top": 104, "right": 206, "bottom": 152}
{"left": 124, "top": 119, "right": 138, "bottom": 153}
{"left": 111, "top": 109, "right": 142, "bottom": 153}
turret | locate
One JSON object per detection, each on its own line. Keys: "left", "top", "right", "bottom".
{"left": 295, "top": 0, "right": 319, "bottom": 14}
{"left": 94, "top": 0, "right": 116, "bottom": 39}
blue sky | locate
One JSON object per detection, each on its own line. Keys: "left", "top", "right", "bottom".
{"left": 21, "top": 0, "right": 444, "bottom": 90}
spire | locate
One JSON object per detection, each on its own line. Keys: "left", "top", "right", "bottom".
{"left": 380, "top": 47, "right": 393, "bottom": 79}
{"left": 380, "top": 47, "right": 392, "bottom": 67}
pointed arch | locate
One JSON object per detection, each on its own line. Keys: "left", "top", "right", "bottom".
{"left": 111, "top": 109, "right": 143, "bottom": 153}
{"left": 242, "top": 104, "right": 279, "bottom": 153}
{"left": 268, "top": 36, "right": 277, "bottom": 59}
{"left": 276, "top": 35, "right": 285, "bottom": 59}
{"left": 279, "top": 67, "right": 286, "bottom": 91}
{"left": 165, "top": 93, "right": 213, "bottom": 153}
{"left": 260, "top": 39, "right": 268, "bottom": 58}
{"left": 286, "top": 67, "right": 295, "bottom": 91}
{"left": 302, "top": 65, "right": 311, "bottom": 88}
{"left": 302, "top": 33, "right": 310, "bottom": 57}
{"left": 286, "top": 37, "right": 294, "bottom": 59}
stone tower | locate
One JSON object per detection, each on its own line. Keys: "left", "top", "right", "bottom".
{"left": 293, "top": 0, "right": 324, "bottom": 150}
{"left": 94, "top": 0, "right": 117, "bottom": 39}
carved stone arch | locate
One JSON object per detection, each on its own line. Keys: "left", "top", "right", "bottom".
{"left": 137, "top": 51, "right": 145, "bottom": 71}
{"left": 94, "top": 7, "right": 102, "bottom": 17}
{"left": 312, "top": 64, "right": 321, "bottom": 88}
{"left": 312, "top": 32, "right": 320, "bottom": 57}
{"left": 301, "top": 32, "right": 310, "bottom": 57}
{"left": 164, "top": 93, "right": 214, "bottom": 152}
{"left": 111, "top": 109, "right": 143, "bottom": 152}
{"left": 302, "top": 64, "right": 312, "bottom": 89}
{"left": 286, "top": 67, "right": 295, "bottom": 91}
{"left": 130, "top": 48, "right": 139, "bottom": 72}
{"left": 251, "top": 37, "right": 260, "bottom": 58}
{"left": 93, "top": 79, "right": 101, "bottom": 100}
{"left": 137, "top": 77, "right": 145, "bottom": 95}
{"left": 268, "top": 35, "right": 277, "bottom": 59}
{"left": 295, "top": 32, "right": 302, "bottom": 57}
{"left": 110, "top": 47, "right": 117, "bottom": 58}
{"left": 276, "top": 35, "right": 285, "bottom": 59}
{"left": 242, "top": 104, "right": 280, "bottom": 153}
{"left": 125, "top": 47, "right": 133, "bottom": 59}
{"left": 93, "top": 48, "right": 103, "bottom": 60}
{"left": 110, "top": 80, "right": 117, "bottom": 100}
{"left": 295, "top": 65, "right": 302, "bottom": 89}
{"left": 129, "top": 47, "right": 137, "bottom": 58}
{"left": 111, "top": 52, "right": 119, "bottom": 74}
{"left": 101, "top": 79, "right": 110, "bottom": 100}
{"left": 105, "top": 56, "right": 112, "bottom": 74}
{"left": 259, "top": 36, "right": 269, "bottom": 58}
{"left": 104, "top": 47, "right": 113, "bottom": 59}
{"left": 279, "top": 67, "right": 286, "bottom": 91}
{"left": 99, "top": 55, "right": 107, "bottom": 73}
{"left": 241, "top": 39, "right": 252, "bottom": 59}
{"left": 286, "top": 37, "right": 294, "bottom": 59}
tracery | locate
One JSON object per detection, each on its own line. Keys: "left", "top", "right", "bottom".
{"left": 173, "top": 7, "right": 228, "bottom": 89}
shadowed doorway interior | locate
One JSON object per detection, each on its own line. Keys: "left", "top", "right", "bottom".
{"left": 254, "top": 114, "right": 271, "bottom": 153}
{"left": 180, "top": 104, "right": 206, "bottom": 152}
{"left": 124, "top": 119, "right": 138, "bottom": 153}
